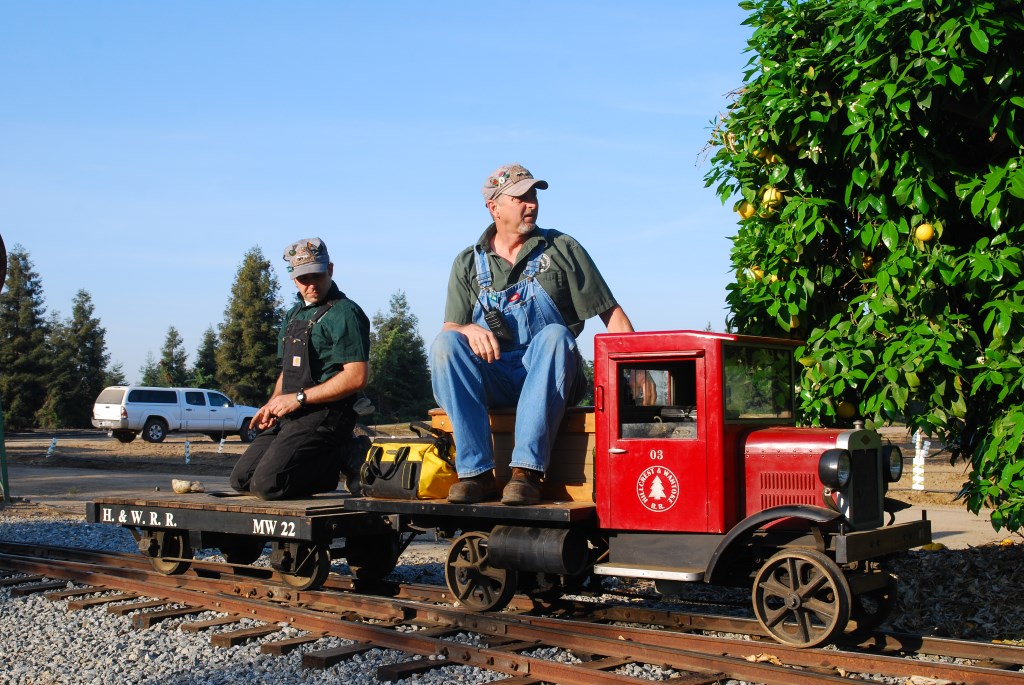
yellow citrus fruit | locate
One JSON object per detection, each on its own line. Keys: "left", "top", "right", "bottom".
{"left": 737, "top": 201, "right": 755, "bottom": 220}
{"left": 751, "top": 266, "right": 764, "bottom": 280}
{"left": 762, "top": 186, "right": 784, "bottom": 208}
{"left": 789, "top": 315, "right": 800, "bottom": 330}
{"left": 915, "top": 222, "right": 934, "bottom": 242}
{"left": 836, "top": 401, "right": 856, "bottom": 419}
{"left": 861, "top": 254, "right": 874, "bottom": 269}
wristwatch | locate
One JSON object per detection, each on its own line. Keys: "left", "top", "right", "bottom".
{"left": 296, "top": 389, "right": 307, "bottom": 406}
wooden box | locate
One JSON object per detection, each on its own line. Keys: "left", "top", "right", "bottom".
{"left": 429, "top": 407, "right": 596, "bottom": 502}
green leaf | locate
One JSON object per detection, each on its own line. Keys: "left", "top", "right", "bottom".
{"left": 970, "top": 27, "right": 990, "bottom": 54}
{"left": 950, "top": 64, "right": 965, "bottom": 86}
{"left": 852, "top": 167, "right": 868, "bottom": 188}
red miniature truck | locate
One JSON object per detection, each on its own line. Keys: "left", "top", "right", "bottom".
{"left": 355, "top": 329, "right": 931, "bottom": 647}
{"left": 91, "top": 329, "right": 931, "bottom": 648}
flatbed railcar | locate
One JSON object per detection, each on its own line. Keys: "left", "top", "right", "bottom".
{"left": 87, "top": 491, "right": 400, "bottom": 590}
{"left": 88, "top": 330, "right": 931, "bottom": 648}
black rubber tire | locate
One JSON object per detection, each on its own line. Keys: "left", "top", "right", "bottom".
{"left": 112, "top": 431, "right": 137, "bottom": 444}
{"left": 239, "top": 419, "right": 259, "bottom": 443}
{"left": 142, "top": 419, "right": 168, "bottom": 443}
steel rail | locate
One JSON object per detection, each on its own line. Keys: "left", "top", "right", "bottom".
{"left": 3, "top": 546, "right": 1023, "bottom": 684}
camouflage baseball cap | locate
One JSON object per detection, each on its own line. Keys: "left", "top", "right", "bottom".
{"left": 283, "top": 238, "right": 330, "bottom": 277}
{"left": 481, "top": 163, "right": 548, "bottom": 202}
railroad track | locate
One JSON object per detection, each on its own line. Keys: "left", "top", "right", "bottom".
{"left": 2, "top": 542, "right": 1022, "bottom": 685}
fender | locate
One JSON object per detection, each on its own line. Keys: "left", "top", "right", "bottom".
{"left": 704, "top": 505, "right": 842, "bottom": 583}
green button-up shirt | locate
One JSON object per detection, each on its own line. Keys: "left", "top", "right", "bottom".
{"left": 279, "top": 282, "right": 371, "bottom": 385}
{"left": 443, "top": 225, "right": 618, "bottom": 337}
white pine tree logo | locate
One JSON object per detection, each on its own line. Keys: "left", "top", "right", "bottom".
{"left": 648, "top": 475, "right": 666, "bottom": 500}
{"left": 636, "top": 466, "right": 680, "bottom": 512}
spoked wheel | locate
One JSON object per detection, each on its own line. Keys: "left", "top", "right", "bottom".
{"left": 752, "top": 548, "right": 852, "bottom": 648}
{"left": 280, "top": 544, "right": 331, "bottom": 590}
{"left": 220, "top": 538, "right": 267, "bottom": 566}
{"left": 150, "top": 531, "right": 193, "bottom": 575}
{"left": 445, "top": 531, "right": 518, "bottom": 612}
{"left": 345, "top": 531, "right": 400, "bottom": 581}
{"left": 849, "top": 573, "right": 898, "bottom": 633}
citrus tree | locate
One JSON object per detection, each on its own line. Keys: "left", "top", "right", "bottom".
{"left": 704, "top": 0, "right": 1024, "bottom": 531}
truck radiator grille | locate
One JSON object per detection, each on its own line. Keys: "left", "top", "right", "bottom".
{"left": 848, "top": 448, "right": 882, "bottom": 529}
{"left": 759, "top": 472, "right": 817, "bottom": 509}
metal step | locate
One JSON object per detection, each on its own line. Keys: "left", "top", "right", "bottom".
{"left": 592, "top": 562, "right": 704, "bottom": 582}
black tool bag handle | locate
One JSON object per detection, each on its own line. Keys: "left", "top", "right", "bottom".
{"left": 362, "top": 444, "right": 410, "bottom": 483}
{"left": 408, "top": 421, "right": 455, "bottom": 467}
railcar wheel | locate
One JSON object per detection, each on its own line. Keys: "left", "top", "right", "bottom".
{"left": 280, "top": 544, "right": 331, "bottom": 590}
{"left": 150, "top": 531, "right": 193, "bottom": 575}
{"left": 220, "top": 539, "right": 266, "bottom": 566}
{"left": 849, "top": 574, "right": 898, "bottom": 632}
{"left": 345, "top": 531, "right": 400, "bottom": 581}
{"left": 752, "top": 548, "right": 851, "bottom": 648}
{"left": 445, "top": 531, "right": 518, "bottom": 612}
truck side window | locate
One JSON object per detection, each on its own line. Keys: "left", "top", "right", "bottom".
{"left": 208, "top": 392, "right": 232, "bottom": 408}
{"left": 618, "top": 361, "right": 697, "bottom": 440}
{"left": 185, "top": 391, "right": 207, "bottom": 406}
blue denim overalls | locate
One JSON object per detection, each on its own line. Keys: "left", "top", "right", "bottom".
{"left": 431, "top": 234, "right": 583, "bottom": 478}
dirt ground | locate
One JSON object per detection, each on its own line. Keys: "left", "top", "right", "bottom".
{"left": 1, "top": 426, "right": 972, "bottom": 508}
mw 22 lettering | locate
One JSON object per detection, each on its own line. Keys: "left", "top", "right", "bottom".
{"left": 252, "top": 519, "right": 297, "bottom": 536}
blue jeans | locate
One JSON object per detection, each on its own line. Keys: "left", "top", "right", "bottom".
{"left": 430, "top": 324, "right": 581, "bottom": 478}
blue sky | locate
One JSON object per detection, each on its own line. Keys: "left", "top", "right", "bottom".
{"left": 0, "top": 1, "right": 753, "bottom": 386}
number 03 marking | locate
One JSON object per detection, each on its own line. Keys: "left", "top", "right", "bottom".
{"left": 649, "top": 449, "right": 664, "bottom": 460}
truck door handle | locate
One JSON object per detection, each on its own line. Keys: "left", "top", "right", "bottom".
{"left": 608, "top": 448, "right": 627, "bottom": 454}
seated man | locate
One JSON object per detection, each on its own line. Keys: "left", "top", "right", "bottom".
{"left": 230, "top": 237, "right": 370, "bottom": 500}
{"left": 430, "top": 163, "right": 635, "bottom": 506}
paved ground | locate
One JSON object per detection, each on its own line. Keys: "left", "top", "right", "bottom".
{"left": 1, "top": 463, "right": 1009, "bottom": 550}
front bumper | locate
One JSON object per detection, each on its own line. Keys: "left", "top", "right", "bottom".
{"left": 835, "top": 519, "right": 932, "bottom": 563}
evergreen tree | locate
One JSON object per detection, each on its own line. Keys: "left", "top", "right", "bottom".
{"left": 216, "top": 246, "right": 282, "bottom": 406}
{"left": 159, "top": 326, "right": 189, "bottom": 387}
{"left": 366, "top": 291, "right": 433, "bottom": 423}
{"left": 37, "top": 290, "right": 110, "bottom": 427}
{"left": 139, "top": 353, "right": 163, "bottom": 387}
{"left": 105, "top": 362, "right": 128, "bottom": 387}
{"left": 191, "top": 326, "right": 219, "bottom": 387}
{"left": 0, "top": 246, "right": 51, "bottom": 430}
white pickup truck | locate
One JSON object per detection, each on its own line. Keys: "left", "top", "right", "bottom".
{"left": 91, "top": 385, "right": 261, "bottom": 443}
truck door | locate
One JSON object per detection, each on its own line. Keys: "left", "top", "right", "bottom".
{"left": 206, "top": 391, "right": 234, "bottom": 434}
{"left": 597, "top": 354, "right": 709, "bottom": 532}
{"left": 182, "top": 390, "right": 211, "bottom": 431}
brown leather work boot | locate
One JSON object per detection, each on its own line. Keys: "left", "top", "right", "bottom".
{"left": 501, "top": 467, "right": 543, "bottom": 506}
{"left": 447, "top": 470, "right": 498, "bottom": 504}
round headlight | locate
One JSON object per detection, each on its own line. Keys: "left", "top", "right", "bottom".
{"left": 818, "top": 449, "right": 852, "bottom": 489}
{"left": 883, "top": 444, "right": 903, "bottom": 482}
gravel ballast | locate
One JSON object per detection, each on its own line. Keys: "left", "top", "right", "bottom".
{"left": 2, "top": 505, "right": 1022, "bottom": 684}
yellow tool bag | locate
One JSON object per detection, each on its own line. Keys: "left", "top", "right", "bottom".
{"left": 359, "top": 421, "right": 458, "bottom": 499}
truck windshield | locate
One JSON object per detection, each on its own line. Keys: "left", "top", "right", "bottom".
{"left": 723, "top": 344, "right": 794, "bottom": 421}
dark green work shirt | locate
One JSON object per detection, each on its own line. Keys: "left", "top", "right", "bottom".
{"left": 279, "top": 282, "right": 370, "bottom": 385}
{"left": 443, "top": 225, "right": 618, "bottom": 337}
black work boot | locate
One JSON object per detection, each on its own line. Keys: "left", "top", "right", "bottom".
{"left": 340, "top": 434, "right": 371, "bottom": 496}
{"left": 501, "top": 467, "right": 543, "bottom": 506}
{"left": 447, "top": 470, "right": 498, "bottom": 504}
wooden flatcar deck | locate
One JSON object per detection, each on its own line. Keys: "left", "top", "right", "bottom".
{"left": 87, "top": 490, "right": 369, "bottom": 541}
